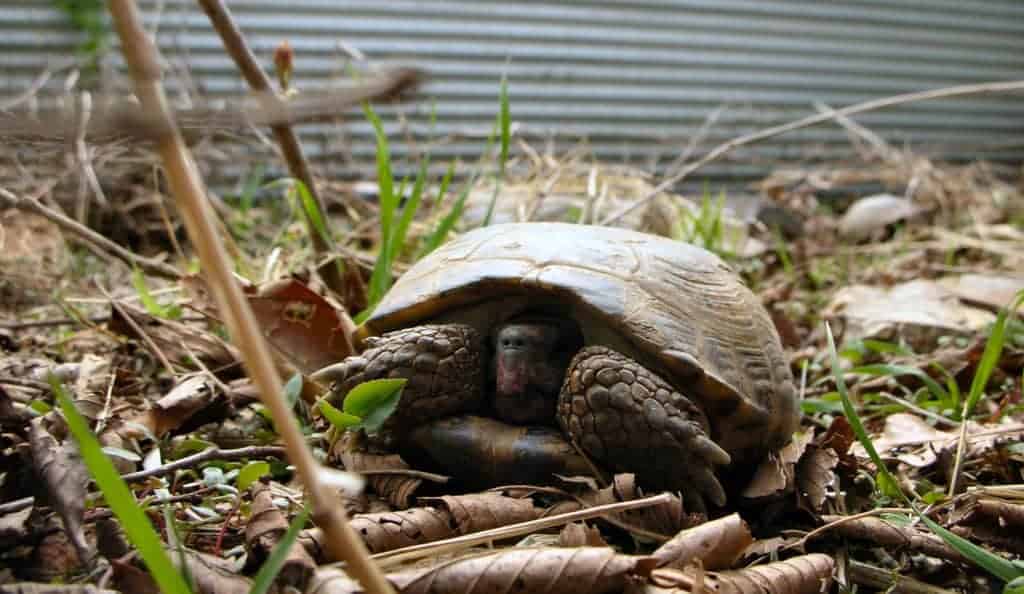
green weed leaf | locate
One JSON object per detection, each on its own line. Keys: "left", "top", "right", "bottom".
{"left": 318, "top": 399, "right": 362, "bottom": 430}
{"left": 342, "top": 378, "right": 406, "bottom": 434}
{"left": 237, "top": 461, "right": 271, "bottom": 492}
{"left": 52, "top": 377, "right": 193, "bottom": 594}
{"left": 131, "top": 267, "right": 181, "bottom": 320}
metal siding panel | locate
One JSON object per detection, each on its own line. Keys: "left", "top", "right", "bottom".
{"left": 2, "top": 0, "right": 1022, "bottom": 186}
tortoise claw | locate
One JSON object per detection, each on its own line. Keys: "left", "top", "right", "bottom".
{"left": 692, "top": 435, "right": 731, "bottom": 467}
{"left": 691, "top": 463, "right": 728, "bottom": 508}
{"left": 310, "top": 361, "right": 353, "bottom": 386}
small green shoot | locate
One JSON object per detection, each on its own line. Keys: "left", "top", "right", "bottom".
{"left": 131, "top": 267, "right": 181, "bottom": 320}
{"left": 54, "top": 0, "right": 110, "bottom": 67}
{"left": 674, "top": 185, "right": 730, "bottom": 258}
{"left": 248, "top": 506, "right": 311, "bottom": 594}
{"left": 52, "top": 377, "right": 193, "bottom": 594}
{"left": 318, "top": 378, "right": 406, "bottom": 435}
{"left": 318, "top": 400, "right": 363, "bottom": 429}
{"left": 236, "top": 461, "right": 271, "bottom": 492}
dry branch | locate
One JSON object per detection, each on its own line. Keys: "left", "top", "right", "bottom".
{"left": 196, "top": 0, "right": 336, "bottom": 291}
{"left": 104, "top": 2, "right": 394, "bottom": 593}
{"left": 0, "top": 69, "right": 422, "bottom": 143}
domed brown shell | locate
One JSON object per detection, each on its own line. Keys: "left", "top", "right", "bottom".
{"left": 360, "top": 222, "right": 799, "bottom": 459}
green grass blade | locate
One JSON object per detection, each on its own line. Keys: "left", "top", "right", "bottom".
{"left": 360, "top": 102, "right": 400, "bottom": 320}
{"left": 238, "top": 163, "right": 265, "bottom": 214}
{"left": 963, "top": 290, "right": 1024, "bottom": 417}
{"left": 422, "top": 169, "right": 477, "bottom": 257}
{"left": 52, "top": 377, "right": 193, "bottom": 594}
{"left": 498, "top": 73, "right": 511, "bottom": 176}
{"left": 916, "top": 513, "right": 1021, "bottom": 583}
{"left": 849, "top": 364, "right": 950, "bottom": 405}
{"left": 292, "top": 179, "right": 335, "bottom": 251}
{"left": 391, "top": 155, "right": 431, "bottom": 259}
{"left": 824, "top": 323, "right": 900, "bottom": 497}
{"left": 426, "top": 159, "right": 456, "bottom": 220}
{"left": 248, "top": 506, "right": 311, "bottom": 594}
{"left": 481, "top": 73, "right": 510, "bottom": 227}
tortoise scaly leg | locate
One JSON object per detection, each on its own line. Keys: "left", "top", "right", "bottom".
{"left": 557, "top": 346, "right": 731, "bottom": 512}
{"left": 312, "top": 324, "right": 485, "bottom": 439}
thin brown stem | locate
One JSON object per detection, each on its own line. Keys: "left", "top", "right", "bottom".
{"left": 196, "top": 0, "right": 339, "bottom": 293}
{"left": 105, "top": 3, "right": 394, "bottom": 593}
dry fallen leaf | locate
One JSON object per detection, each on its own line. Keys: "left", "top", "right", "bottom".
{"left": 743, "top": 431, "right": 812, "bottom": 499}
{"left": 795, "top": 445, "right": 839, "bottom": 513}
{"left": 245, "top": 483, "right": 315, "bottom": 589}
{"left": 131, "top": 374, "right": 222, "bottom": 438}
{"left": 851, "top": 412, "right": 1024, "bottom": 468}
{"left": 938, "top": 273, "right": 1024, "bottom": 313}
{"left": 389, "top": 547, "right": 657, "bottom": 594}
{"left": 825, "top": 279, "right": 995, "bottom": 347}
{"left": 643, "top": 553, "right": 835, "bottom": 594}
{"left": 248, "top": 278, "right": 355, "bottom": 373}
{"left": 559, "top": 522, "right": 608, "bottom": 547}
{"left": 652, "top": 513, "right": 753, "bottom": 571}
{"left": 28, "top": 417, "right": 94, "bottom": 567}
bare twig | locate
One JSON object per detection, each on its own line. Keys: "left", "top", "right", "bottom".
{"left": 0, "top": 186, "right": 182, "bottom": 280}
{"left": 195, "top": 0, "right": 339, "bottom": 291}
{"left": 100, "top": 283, "right": 178, "bottom": 377}
{"left": 369, "top": 492, "right": 674, "bottom": 569}
{"left": 105, "top": 4, "right": 394, "bottom": 593}
{"left": 601, "top": 79, "right": 1024, "bottom": 225}
{"left": 0, "top": 70, "right": 422, "bottom": 143}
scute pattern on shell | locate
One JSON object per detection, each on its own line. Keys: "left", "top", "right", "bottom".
{"left": 363, "top": 222, "right": 799, "bottom": 458}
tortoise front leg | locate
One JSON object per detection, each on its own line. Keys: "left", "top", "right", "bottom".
{"left": 312, "top": 324, "right": 485, "bottom": 437}
{"left": 557, "top": 346, "right": 731, "bottom": 512}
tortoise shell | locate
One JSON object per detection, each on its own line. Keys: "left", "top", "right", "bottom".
{"left": 359, "top": 222, "right": 799, "bottom": 459}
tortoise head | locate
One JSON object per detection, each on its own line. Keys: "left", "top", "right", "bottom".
{"left": 490, "top": 314, "right": 582, "bottom": 425}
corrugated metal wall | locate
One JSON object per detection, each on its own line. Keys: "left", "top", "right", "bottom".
{"left": 3, "top": 0, "right": 1024, "bottom": 185}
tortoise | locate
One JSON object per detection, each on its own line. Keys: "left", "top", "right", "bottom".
{"left": 314, "top": 222, "right": 799, "bottom": 509}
